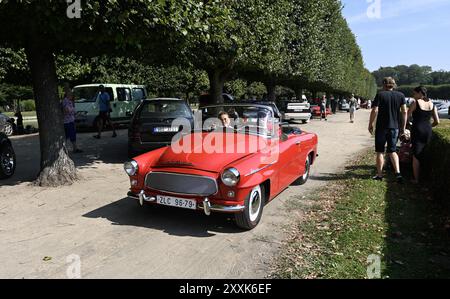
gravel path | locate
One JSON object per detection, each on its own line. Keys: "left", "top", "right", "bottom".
{"left": 0, "top": 110, "right": 373, "bottom": 278}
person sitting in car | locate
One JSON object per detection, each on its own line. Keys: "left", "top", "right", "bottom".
{"left": 218, "top": 111, "right": 233, "bottom": 129}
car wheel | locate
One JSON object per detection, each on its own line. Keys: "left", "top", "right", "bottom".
{"left": 234, "top": 184, "right": 265, "bottom": 230}
{"left": 0, "top": 143, "right": 16, "bottom": 179}
{"left": 297, "top": 155, "right": 311, "bottom": 185}
{"left": 3, "top": 122, "right": 13, "bottom": 136}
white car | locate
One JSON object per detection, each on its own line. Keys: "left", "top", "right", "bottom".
{"left": 282, "top": 102, "right": 312, "bottom": 124}
{"left": 74, "top": 83, "right": 148, "bottom": 128}
{"left": 437, "top": 102, "right": 450, "bottom": 119}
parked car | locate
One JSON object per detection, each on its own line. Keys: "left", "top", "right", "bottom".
{"left": 74, "top": 84, "right": 147, "bottom": 129}
{"left": 278, "top": 100, "right": 312, "bottom": 124}
{"left": 128, "top": 98, "right": 194, "bottom": 158}
{"left": 310, "top": 105, "right": 332, "bottom": 118}
{"left": 339, "top": 99, "right": 350, "bottom": 112}
{"left": 124, "top": 103, "right": 318, "bottom": 230}
{"left": 0, "top": 132, "right": 16, "bottom": 179}
{"left": 436, "top": 102, "right": 450, "bottom": 119}
{"left": 242, "top": 100, "right": 283, "bottom": 121}
{"left": 0, "top": 112, "right": 15, "bottom": 136}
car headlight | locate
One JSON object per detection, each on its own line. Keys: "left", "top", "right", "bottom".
{"left": 221, "top": 168, "right": 240, "bottom": 187}
{"left": 124, "top": 160, "right": 139, "bottom": 176}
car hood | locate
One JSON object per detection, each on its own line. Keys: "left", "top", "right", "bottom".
{"left": 153, "top": 132, "right": 266, "bottom": 172}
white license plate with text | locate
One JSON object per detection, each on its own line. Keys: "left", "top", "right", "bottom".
{"left": 156, "top": 195, "right": 197, "bottom": 210}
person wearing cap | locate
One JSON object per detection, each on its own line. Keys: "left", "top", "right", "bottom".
{"left": 368, "top": 77, "right": 408, "bottom": 183}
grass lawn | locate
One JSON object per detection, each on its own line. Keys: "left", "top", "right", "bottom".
{"left": 23, "top": 120, "right": 39, "bottom": 129}
{"left": 4, "top": 111, "right": 37, "bottom": 118}
{"left": 272, "top": 150, "right": 450, "bottom": 279}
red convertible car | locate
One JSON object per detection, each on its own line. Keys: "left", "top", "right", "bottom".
{"left": 124, "top": 104, "right": 318, "bottom": 230}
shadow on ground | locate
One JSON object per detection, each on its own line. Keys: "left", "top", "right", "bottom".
{"left": 2, "top": 129, "right": 130, "bottom": 186}
{"left": 383, "top": 175, "right": 450, "bottom": 278}
{"left": 82, "top": 197, "right": 245, "bottom": 238}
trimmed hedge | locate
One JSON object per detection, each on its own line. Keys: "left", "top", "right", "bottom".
{"left": 397, "top": 84, "right": 450, "bottom": 99}
{"left": 424, "top": 120, "right": 450, "bottom": 206}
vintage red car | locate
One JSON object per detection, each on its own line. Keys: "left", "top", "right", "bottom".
{"left": 124, "top": 104, "right": 318, "bottom": 230}
{"left": 310, "top": 105, "right": 332, "bottom": 118}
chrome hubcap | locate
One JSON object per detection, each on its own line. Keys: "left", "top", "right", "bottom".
{"left": 4, "top": 123, "right": 13, "bottom": 136}
{"left": 249, "top": 186, "right": 261, "bottom": 222}
{"left": 1, "top": 149, "right": 14, "bottom": 175}
{"left": 303, "top": 157, "right": 310, "bottom": 180}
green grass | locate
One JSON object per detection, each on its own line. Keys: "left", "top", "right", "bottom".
{"left": 272, "top": 151, "right": 450, "bottom": 279}
{"left": 440, "top": 119, "right": 450, "bottom": 128}
{"left": 3, "top": 111, "right": 37, "bottom": 117}
{"left": 23, "top": 120, "right": 38, "bottom": 129}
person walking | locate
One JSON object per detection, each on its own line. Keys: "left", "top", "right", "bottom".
{"left": 368, "top": 77, "right": 407, "bottom": 183}
{"left": 408, "top": 86, "right": 440, "bottom": 184}
{"left": 320, "top": 95, "right": 328, "bottom": 121}
{"left": 331, "top": 95, "right": 337, "bottom": 114}
{"left": 349, "top": 94, "right": 357, "bottom": 123}
{"left": 62, "top": 86, "right": 82, "bottom": 153}
{"left": 93, "top": 85, "right": 117, "bottom": 139}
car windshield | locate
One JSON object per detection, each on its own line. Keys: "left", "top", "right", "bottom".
{"left": 200, "top": 105, "right": 275, "bottom": 138}
{"left": 140, "top": 100, "right": 192, "bottom": 119}
{"left": 73, "top": 87, "right": 99, "bottom": 103}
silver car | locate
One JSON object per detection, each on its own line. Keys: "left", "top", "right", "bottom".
{"left": 436, "top": 102, "right": 449, "bottom": 119}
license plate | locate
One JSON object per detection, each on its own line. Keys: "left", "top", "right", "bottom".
{"left": 156, "top": 195, "right": 197, "bottom": 210}
{"left": 153, "top": 127, "right": 179, "bottom": 133}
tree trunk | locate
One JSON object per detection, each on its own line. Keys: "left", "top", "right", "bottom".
{"left": 208, "top": 69, "right": 228, "bottom": 104}
{"left": 25, "top": 41, "right": 78, "bottom": 187}
{"left": 295, "top": 88, "right": 303, "bottom": 101}
{"left": 265, "top": 80, "right": 276, "bottom": 102}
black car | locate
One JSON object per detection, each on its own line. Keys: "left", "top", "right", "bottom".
{"left": 0, "top": 132, "right": 16, "bottom": 179}
{"left": 241, "top": 100, "right": 283, "bottom": 121}
{"left": 128, "top": 98, "right": 194, "bottom": 158}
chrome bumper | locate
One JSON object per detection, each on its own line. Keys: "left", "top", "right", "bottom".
{"left": 127, "top": 191, "right": 245, "bottom": 215}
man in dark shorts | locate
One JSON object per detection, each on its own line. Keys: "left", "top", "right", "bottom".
{"left": 368, "top": 77, "right": 407, "bottom": 182}
{"left": 94, "top": 85, "right": 117, "bottom": 139}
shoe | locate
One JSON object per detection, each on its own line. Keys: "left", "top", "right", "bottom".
{"left": 396, "top": 174, "right": 404, "bottom": 184}
{"left": 372, "top": 176, "right": 383, "bottom": 181}
{"left": 112, "top": 132, "right": 117, "bottom": 138}
{"left": 93, "top": 135, "right": 101, "bottom": 139}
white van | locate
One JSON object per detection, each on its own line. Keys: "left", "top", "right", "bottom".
{"left": 73, "top": 84, "right": 147, "bottom": 128}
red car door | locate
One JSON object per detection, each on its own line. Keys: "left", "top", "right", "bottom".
{"left": 276, "top": 134, "right": 302, "bottom": 191}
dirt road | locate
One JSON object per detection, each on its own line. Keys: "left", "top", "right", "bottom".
{"left": 0, "top": 110, "right": 373, "bottom": 278}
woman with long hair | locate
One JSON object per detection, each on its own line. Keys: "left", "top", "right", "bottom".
{"left": 408, "top": 86, "right": 440, "bottom": 184}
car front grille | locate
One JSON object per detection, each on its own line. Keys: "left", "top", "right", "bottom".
{"left": 145, "top": 172, "right": 218, "bottom": 196}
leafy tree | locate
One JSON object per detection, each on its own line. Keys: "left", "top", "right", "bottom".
{"left": 0, "top": 0, "right": 218, "bottom": 186}
{"left": 372, "top": 65, "right": 435, "bottom": 86}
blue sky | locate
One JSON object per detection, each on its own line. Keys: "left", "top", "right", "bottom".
{"left": 341, "top": 0, "right": 450, "bottom": 72}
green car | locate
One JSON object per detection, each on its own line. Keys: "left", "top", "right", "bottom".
{"left": 74, "top": 84, "right": 147, "bottom": 129}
